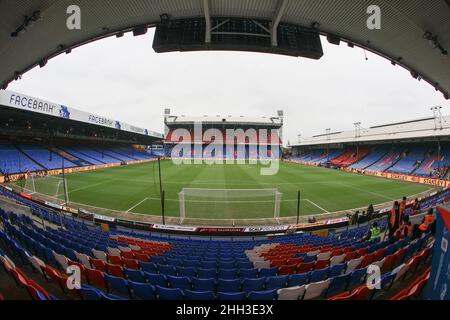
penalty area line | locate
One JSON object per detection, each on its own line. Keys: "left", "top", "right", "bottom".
{"left": 305, "top": 199, "right": 330, "bottom": 213}
{"left": 126, "top": 197, "right": 149, "bottom": 213}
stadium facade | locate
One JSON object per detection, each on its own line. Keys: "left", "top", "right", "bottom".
{"left": 164, "top": 109, "right": 284, "bottom": 160}
{"left": 290, "top": 115, "right": 450, "bottom": 188}
{"left": 0, "top": 90, "right": 163, "bottom": 183}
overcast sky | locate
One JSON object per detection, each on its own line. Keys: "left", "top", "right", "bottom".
{"left": 8, "top": 29, "right": 449, "bottom": 145}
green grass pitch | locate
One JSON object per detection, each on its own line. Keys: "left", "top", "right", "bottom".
{"left": 30, "top": 160, "right": 431, "bottom": 220}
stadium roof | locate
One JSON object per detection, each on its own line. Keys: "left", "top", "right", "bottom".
{"left": 0, "top": 1, "right": 449, "bottom": 99}
{"left": 292, "top": 115, "right": 450, "bottom": 147}
{"left": 0, "top": 89, "right": 163, "bottom": 139}
{"left": 165, "top": 114, "right": 283, "bottom": 127}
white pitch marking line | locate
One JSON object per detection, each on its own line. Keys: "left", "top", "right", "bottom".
{"left": 305, "top": 198, "right": 330, "bottom": 213}
{"left": 126, "top": 197, "right": 149, "bottom": 212}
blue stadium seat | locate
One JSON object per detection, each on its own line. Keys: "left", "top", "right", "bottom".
{"left": 259, "top": 267, "right": 278, "bottom": 277}
{"left": 217, "top": 292, "right": 246, "bottom": 300}
{"left": 201, "top": 261, "right": 217, "bottom": 269}
{"left": 184, "top": 290, "right": 215, "bottom": 301}
{"left": 128, "top": 281, "right": 156, "bottom": 300}
{"left": 151, "top": 256, "right": 166, "bottom": 264}
{"left": 157, "top": 264, "right": 176, "bottom": 276}
{"left": 192, "top": 277, "right": 216, "bottom": 292}
{"left": 219, "top": 261, "right": 236, "bottom": 269}
{"left": 144, "top": 272, "right": 167, "bottom": 287}
{"left": 104, "top": 274, "right": 130, "bottom": 298}
{"left": 140, "top": 261, "right": 158, "bottom": 273}
{"left": 167, "top": 275, "right": 191, "bottom": 290}
{"left": 124, "top": 268, "right": 146, "bottom": 283}
{"left": 288, "top": 272, "right": 310, "bottom": 287}
{"left": 177, "top": 266, "right": 197, "bottom": 277}
{"left": 326, "top": 274, "right": 351, "bottom": 297}
{"left": 217, "top": 278, "right": 241, "bottom": 293}
{"left": 247, "top": 289, "right": 278, "bottom": 300}
{"left": 197, "top": 268, "right": 217, "bottom": 279}
{"left": 348, "top": 268, "right": 367, "bottom": 290}
{"left": 265, "top": 275, "right": 288, "bottom": 290}
{"left": 218, "top": 268, "right": 238, "bottom": 279}
{"left": 183, "top": 260, "right": 200, "bottom": 268}
{"left": 102, "top": 293, "right": 128, "bottom": 300}
{"left": 242, "top": 277, "right": 265, "bottom": 292}
{"left": 79, "top": 285, "right": 103, "bottom": 300}
{"left": 328, "top": 263, "right": 347, "bottom": 278}
{"left": 302, "top": 255, "right": 317, "bottom": 263}
{"left": 310, "top": 267, "right": 330, "bottom": 282}
{"left": 239, "top": 268, "right": 258, "bottom": 278}
{"left": 156, "top": 286, "right": 184, "bottom": 300}
{"left": 237, "top": 261, "right": 253, "bottom": 269}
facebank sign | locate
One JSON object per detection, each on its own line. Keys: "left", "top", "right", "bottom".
{"left": 0, "top": 90, "right": 163, "bottom": 138}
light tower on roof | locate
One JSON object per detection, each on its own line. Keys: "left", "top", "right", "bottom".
{"left": 277, "top": 110, "right": 284, "bottom": 145}
{"left": 164, "top": 108, "right": 171, "bottom": 138}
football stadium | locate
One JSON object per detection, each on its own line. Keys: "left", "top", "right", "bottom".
{"left": 0, "top": 0, "right": 449, "bottom": 307}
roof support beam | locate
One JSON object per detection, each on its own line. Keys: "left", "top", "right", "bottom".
{"left": 271, "top": 0, "right": 287, "bottom": 46}
{"left": 203, "top": 0, "right": 211, "bottom": 43}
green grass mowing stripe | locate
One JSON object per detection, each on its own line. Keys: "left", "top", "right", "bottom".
{"left": 60, "top": 160, "right": 431, "bottom": 219}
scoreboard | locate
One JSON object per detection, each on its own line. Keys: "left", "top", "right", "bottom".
{"left": 153, "top": 18, "right": 323, "bottom": 59}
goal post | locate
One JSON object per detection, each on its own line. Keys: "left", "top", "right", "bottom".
{"left": 178, "top": 188, "right": 282, "bottom": 223}
{"left": 23, "top": 174, "right": 69, "bottom": 205}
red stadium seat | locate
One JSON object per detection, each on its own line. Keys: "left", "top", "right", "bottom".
{"left": 121, "top": 251, "right": 136, "bottom": 260}
{"left": 11, "top": 268, "right": 29, "bottom": 287}
{"left": 278, "top": 264, "right": 297, "bottom": 275}
{"left": 371, "top": 248, "right": 386, "bottom": 263}
{"left": 271, "top": 259, "right": 287, "bottom": 268}
{"left": 327, "top": 285, "right": 372, "bottom": 300}
{"left": 359, "top": 253, "right": 374, "bottom": 269}
{"left": 106, "top": 263, "right": 125, "bottom": 277}
{"left": 107, "top": 254, "right": 123, "bottom": 266}
{"left": 390, "top": 268, "right": 431, "bottom": 300}
{"left": 85, "top": 267, "right": 107, "bottom": 290}
{"left": 89, "top": 258, "right": 107, "bottom": 272}
{"left": 286, "top": 258, "right": 302, "bottom": 265}
{"left": 41, "top": 265, "right": 69, "bottom": 293}
{"left": 331, "top": 249, "right": 343, "bottom": 257}
{"left": 68, "top": 261, "right": 87, "bottom": 286}
{"left": 344, "top": 251, "right": 357, "bottom": 262}
{"left": 135, "top": 253, "right": 150, "bottom": 262}
{"left": 393, "top": 248, "right": 407, "bottom": 267}
{"left": 315, "top": 259, "right": 330, "bottom": 270}
{"left": 356, "top": 247, "right": 368, "bottom": 257}
{"left": 296, "top": 262, "right": 315, "bottom": 274}
{"left": 26, "top": 280, "right": 51, "bottom": 300}
{"left": 123, "top": 258, "right": 140, "bottom": 270}
{"left": 381, "top": 254, "right": 396, "bottom": 273}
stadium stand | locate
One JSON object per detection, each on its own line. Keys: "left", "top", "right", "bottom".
{"left": 18, "top": 144, "right": 77, "bottom": 170}
{"left": 0, "top": 142, "right": 44, "bottom": 174}
{"left": 0, "top": 200, "right": 435, "bottom": 300}
{"left": 339, "top": 148, "right": 370, "bottom": 167}
{"left": 415, "top": 146, "right": 450, "bottom": 178}
{"left": 364, "top": 147, "right": 405, "bottom": 172}
{"left": 0, "top": 142, "right": 156, "bottom": 174}
{"left": 348, "top": 146, "right": 389, "bottom": 170}
{"left": 0, "top": 141, "right": 159, "bottom": 175}
{"left": 387, "top": 146, "right": 428, "bottom": 174}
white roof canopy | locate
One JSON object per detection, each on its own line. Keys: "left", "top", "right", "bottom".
{"left": 293, "top": 115, "right": 450, "bottom": 146}
{"left": 0, "top": 1, "right": 449, "bottom": 99}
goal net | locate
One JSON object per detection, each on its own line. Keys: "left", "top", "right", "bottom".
{"left": 23, "top": 174, "right": 69, "bottom": 205}
{"left": 178, "top": 188, "right": 282, "bottom": 223}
